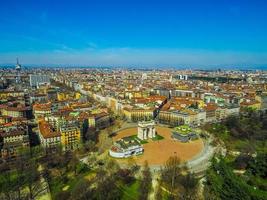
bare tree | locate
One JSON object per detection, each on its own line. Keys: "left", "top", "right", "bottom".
{"left": 178, "top": 172, "right": 199, "bottom": 200}
{"left": 161, "top": 156, "right": 182, "bottom": 192}
{"left": 159, "top": 156, "right": 199, "bottom": 200}
{"left": 139, "top": 161, "right": 152, "bottom": 200}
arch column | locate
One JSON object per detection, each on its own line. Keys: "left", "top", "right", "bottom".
{"left": 137, "top": 120, "right": 156, "bottom": 140}
{"left": 152, "top": 127, "right": 156, "bottom": 137}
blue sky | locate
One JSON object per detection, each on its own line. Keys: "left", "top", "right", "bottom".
{"left": 0, "top": 0, "right": 267, "bottom": 68}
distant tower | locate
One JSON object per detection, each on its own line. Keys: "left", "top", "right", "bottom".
{"left": 15, "top": 58, "right": 22, "bottom": 83}
{"left": 15, "top": 58, "right": 22, "bottom": 71}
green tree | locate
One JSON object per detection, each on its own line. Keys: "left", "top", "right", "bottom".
{"left": 205, "top": 158, "right": 251, "bottom": 200}
{"left": 0, "top": 170, "right": 15, "bottom": 200}
{"left": 247, "top": 153, "right": 267, "bottom": 179}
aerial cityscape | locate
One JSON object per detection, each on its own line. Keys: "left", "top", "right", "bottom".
{"left": 0, "top": 1, "right": 267, "bottom": 200}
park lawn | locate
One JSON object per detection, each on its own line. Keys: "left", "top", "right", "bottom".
{"left": 84, "top": 171, "right": 96, "bottom": 180}
{"left": 161, "top": 190, "right": 172, "bottom": 200}
{"left": 124, "top": 134, "right": 136, "bottom": 140}
{"left": 119, "top": 180, "right": 140, "bottom": 200}
{"left": 49, "top": 175, "right": 64, "bottom": 199}
{"left": 127, "top": 134, "right": 148, "bottom": 144}
{"left": 152, "top": 134, "right": 164, "bottom": 141}
{"left": 139, "top": 139, "right": 148, "bottom": 144}
{"left": 50, "top": 170, "right": 94, "bottom": 199}
{"left": 127, "top": 133, "right": 165, "bottom": 143}
{"left": 36, "top": 193, "right": 51, "bottom": 200}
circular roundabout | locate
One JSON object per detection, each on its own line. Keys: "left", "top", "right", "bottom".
{"left": 110, "top": 126, "right": 204, "bottom": 167}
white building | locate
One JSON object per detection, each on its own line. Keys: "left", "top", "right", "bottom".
{"left": 30, "top": 74, "right": 50, "bottom": 87}
{"left": 109, "top": 137, "right": 143, "bottom": 158}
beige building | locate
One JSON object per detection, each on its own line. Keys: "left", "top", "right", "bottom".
{"left": 33, "top": 103, "right": 52, "bottom": 119}
{"left": 0, "top": 127, "right": 29, "bottom": 160}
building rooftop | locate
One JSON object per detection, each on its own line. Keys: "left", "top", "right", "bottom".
{"left": 39, "top": 120, "right": 61, "bottom": 139}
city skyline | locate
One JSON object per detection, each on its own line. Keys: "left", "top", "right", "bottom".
{"left": 1, "top": 1, "right": 267, "bottom": 199}
{"left": 1, "top": 0, "right": 267, "bottom": 68}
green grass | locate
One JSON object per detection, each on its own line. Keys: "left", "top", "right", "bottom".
{"left": 126, "top": 134, "right": 148, "bottom": 144}
{"left": 152, "top": 134, "right": 164, "bottom": 141}
{"left": 162, "top": 190, "right": 172, "bottom": 200}
{"left": 50, "top": 169, "right": 94, "bottom": 199}
{"left": 174, "top": 125, "right": 192, "bottom": 135}
{"left": 139, "top": 139, "right": 148, "bottom": 144}
{"left": 248, "top": 175, "right": 267, "bottom": 191}
{"left": 126, "top": 135, "right": 138, "bottom": 140}
{"left": 120, "top": 180, "right": 140, "bottom": 200}
{"left": 49, "top": 175, "right": 65, "bottom": 198}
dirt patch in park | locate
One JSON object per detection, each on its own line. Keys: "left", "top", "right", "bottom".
{"left": 112, "top": 126, "right": 204, "bottom": 166}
